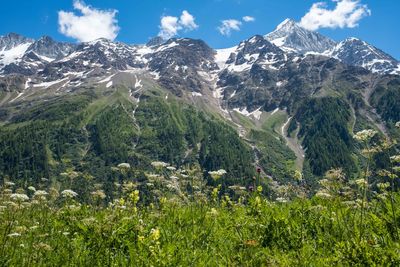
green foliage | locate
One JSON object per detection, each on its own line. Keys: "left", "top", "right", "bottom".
{"left": 370, "top": 81, "right": 400, "bottom": 123}
{"left": 294, "top": 97, "right": 355, "bottom": 176}
{"left": 249, "top": 129, "right": 296, "bottom": 183}
{"left": 1, "top": 187, "right": 400, "bottom": 266}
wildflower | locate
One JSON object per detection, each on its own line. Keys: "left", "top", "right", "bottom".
{"left": 34, "top": 243, "right": 52, "bottom": 251}
{"left": 33, "top": 190, "right": 48, "bottom": 200}
{"left": 377, "top": 182, "right": 390, "bottom": 191}
{"left": 10, "top": 193, "right": 29, "bottom": 202}
{"left": 208, "top": 169, "right": 227, "bottom": 180}
{"left": 276, "top": 197, "right": 288, "bottom": 203}
{"left": 355, "top": 179, "right": 368, "bottom": 188}
{"left": 390, "top": 155, "right": 400, "bottom": 164}
{"left": 170, "top": 176, "right": 179, "bottom": 180}
{"left": 130, "top": 190, "right": 140, "bottom": 204}
{"left": 61, "top": 190, "right": 78, "bottom": 198}
{"left": 257, "top": 185, "right": 263, "bottom": 193}
{"left": 151, "top": 161, "right": 169, "bottom": 168}
{"left": 353, "top": 129, "right": 377, "bottom": 142}
{"left": 293, "top": 170, "right": 303, "bottom": 181}
{"left": 166, "top": 166, "right": 176, "bottom": 171}
{"left": 28, "top": 186, "right": 36, "bottom": 192}
{"left": 63, "top": 232, "right": 70, "bottom": 236}
{"left": 315, "top": 191, "right": 332, "bottom": 199}
{"left": 3, "top": 189, "right": 12, "bottom": 195}
{"left": 91, "top": 190, "right": 106, "bottom": 200}
{"left": 209, "top": 208, "right": 218, "bottom": 217}
{"left": 5, "top": 181, "right": 15, "bottom": 187}
{"left": 396, "top": 121, "right": 400, "bottom": 128}
{"left": 377, "top": 169, "right": 396, "bottom": 179}
{"left": 150, "top": 228, "right": 161, "bottom": 241}
{"left": 138, "top": 235, "right": 145, "bottom": 242}
{"left": 49, "top": 188, "right": 59, "bottom": 199}
{"left": 118, "top": 163, "right": 131, "bottom": 169}
{"left": 7, "top": 233, "right": 21, "bottom": 237}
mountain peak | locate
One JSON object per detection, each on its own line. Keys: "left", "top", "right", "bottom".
{"left": 265, "top": 18, "right": 336, "bottom": 54}
{"left": 276, "top": 18, "right": 297, "bottom": 31}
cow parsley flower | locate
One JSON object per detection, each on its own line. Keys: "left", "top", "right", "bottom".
{"left": 10, "top": 193, "right": 29, "bottom": 202}
{"left": 61, "top": 190, "right": 78, "bottom": 198}
{"left": 208, "top": 169, "right": 227, "bottom": 180}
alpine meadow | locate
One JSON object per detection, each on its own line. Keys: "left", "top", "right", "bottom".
{"left": 1, "top": 0, "right": 400, "bottom": 265}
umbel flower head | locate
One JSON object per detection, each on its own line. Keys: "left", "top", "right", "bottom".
{"left": 61, "top": 189, "right": 78, "bottom": 198}
{"left": 208, "top": 169, "right": 227, "bottom": 180}
{"left": 151, "top": 161, "right": 169, "bottom": 169}
{"left": 10, "top": 193, "right": 29, "bottom": 202}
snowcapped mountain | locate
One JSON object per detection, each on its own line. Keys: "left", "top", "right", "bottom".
{"left": 265, "top": 19, "right": 336, "bottom": 54}
{"left": 216, "top": 35, "right": 287, "bottom": 73}
{"left": 0, "top": 33, "right": 34, "bottom": 69}
{"left": 0, "top": 18, "right": 399, "bottom": 94}
{"left": 325, "top": 37, "right": 400, "bottom": 75}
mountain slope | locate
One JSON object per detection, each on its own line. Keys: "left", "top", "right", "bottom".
{"left": 0, "top": 26, "right": 399, "bottom": 192}
{"left": 265, "top": 19, "right": 336, "bottom": 53}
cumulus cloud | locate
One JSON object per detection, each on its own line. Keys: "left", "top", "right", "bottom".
{"left": 180, "top": 10, "right": 199, "bottom": 30}
{"left": 58, "top": 0, "right": 119, "bottom": 42}
{"left": 218, "top": 19, "right": 242, "bottom": 36}
{"left": 243, "top": 16, "right": 255, "bottom": 22}
{"left": 299, "top": 0, "right": 371, "bottom": 31}
{"left": 158, "top": 10, "right": 199, "bottom": 40}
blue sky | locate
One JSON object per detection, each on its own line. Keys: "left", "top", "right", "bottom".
{"left": 0, "top": 0, "right": 399, "bottom": 59}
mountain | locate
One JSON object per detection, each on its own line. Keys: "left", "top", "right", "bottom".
{"left": 0, "top": 33, "right": 34, "bottom": 70}
{"left": 0, "top": 20, "right": 399, "bottom": 194}
{"left": 265, "top": 19, "right": 336, "bottom": 53}
{"left": 326, "top": 37, "right": 400, "bottom": 75}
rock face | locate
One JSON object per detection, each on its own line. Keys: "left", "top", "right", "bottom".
{"left": 326, "top": 38, "right": 400, "bottom": 75}
{"left": 265, "top": 19, "right": 336, "bottom": 53}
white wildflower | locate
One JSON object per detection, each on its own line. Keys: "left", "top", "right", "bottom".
{"left": 61, "top": 190, "right": 78, "bottom": 198}
{"left": 355, "top": 179, "right": 368, "bottom": 187}
{"left": 7, "top": 233, "right": 21, "bottom": 237}
{"left": 5, "top": 181, "right": 15, "bottom": 187}
{"left": 166, "top": 166, "right": 176, "bottom": 171}
{"left": 151, "top": 161, "right": 169, "bottom": 168}
{"left": 276, "top": 197, "right": 288, "bottom": 203}
{"left": 208, "top": 169, "right": 227, "bottom": 180}
{"left": 315, "top": 191, "right": 332, "bottom": 199}
{"left": 390, "top": 155, "right": 400, "bottom": 164}
{"left": 10, "top": 193, "right": 29, "bottom": 202}
{"left": 28, "top": 186, "right": 36, "bottom": 192}
{"left": 118, "top": 163, "right": 131, "bottom": 169}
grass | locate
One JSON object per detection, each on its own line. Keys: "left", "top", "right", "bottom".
{"left": 1, "top": 185, "right": 400, "bottom": 266}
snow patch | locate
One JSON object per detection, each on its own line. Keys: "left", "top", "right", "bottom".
{"left": 270, "top": 108, "right": 279, "bottom": 115}
{"left": 215, "top": 47, "right": 237, "bottom": 69}
{"left": 0, "top": 42, "right": 32, "bottom": 66}
{"left": 33, "top": 78, "right": 69, "bottom": 88}
{"left": 191, "top": 92, "right": 202, "bottom": 97}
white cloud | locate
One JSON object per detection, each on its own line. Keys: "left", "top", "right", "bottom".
{"left": 243, "top": 16, "right": 255, "bottom": 22}
{"left": 299, "top": 0, "right": 371, "bottom": 31}
{"left": 58, "top": 0, "right": 119, "bottom": 42}
{"left": 180, "top": 10, "right": 199, "bottom": 30}
{"left": 158, "top": 10, "right": 199, "bottom": 40}
{"left": 218, "top": 19, "right": 242, "bottom": 36}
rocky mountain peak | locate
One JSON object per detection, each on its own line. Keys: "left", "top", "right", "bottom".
{"left": 327, "top": 37, "right": 400, "bottom": 75}
{"left": 265, "top": 18, "right": 336, "bottom": 54}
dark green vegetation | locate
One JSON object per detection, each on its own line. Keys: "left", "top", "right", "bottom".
{"left": 291, "top": 97, "right": 355, "bottom": 176}
{"left": 0, "top": 86, "right": 256, "bottom": 202}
